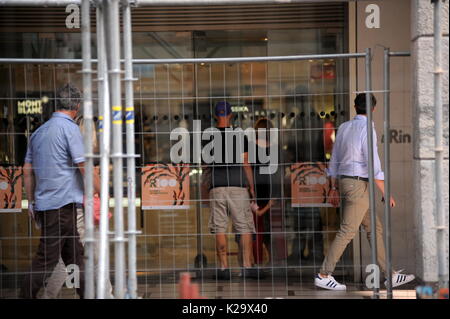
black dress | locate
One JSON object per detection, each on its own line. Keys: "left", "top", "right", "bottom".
{"left": 251, "top": 142, "right": 281, "bottom": 262}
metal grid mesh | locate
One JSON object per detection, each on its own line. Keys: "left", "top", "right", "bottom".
{"left": 132, "top": 59, "right": 353, "bottom": 299}
{"left": 0, "top": 57, "right": 363, "bottom": 299}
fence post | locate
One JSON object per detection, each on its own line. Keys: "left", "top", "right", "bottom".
{"left": 81, "top": 0, "right": 95, "bottom": 299}
{"left": 96, "top": 1, "right": 113, "bottom": 299}
{"left": 432, "top": 0, "right": 448, "bottom": 290}
{"left": 365, "top": 47, "right": 379, "bottom": 299}
{"left": 105, "top": 0, "right": 126, "bottom": 299}
{"left": 122, "top": 0, "right": 139, "bottom": 299}
{"left": 383, "top": 48, "right": 393, "bottom": 299}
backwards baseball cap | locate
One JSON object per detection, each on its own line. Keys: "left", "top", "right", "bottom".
{"left": 214, "top": 101, "right": 232, "bottom": 117}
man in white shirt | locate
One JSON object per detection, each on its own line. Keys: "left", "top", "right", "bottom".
{"left": 314, "top": 93, "right": 415, "bottom": 291}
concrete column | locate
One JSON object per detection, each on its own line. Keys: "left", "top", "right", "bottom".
{"left": 355, "top": 0, "right": 415, "bottom": 280}
{"left": 411, "top": 0, "right": 449, "bottom": 283}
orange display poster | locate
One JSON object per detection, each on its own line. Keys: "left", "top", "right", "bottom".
{"left": 141, "top": 164, "right": 190, "bottom": 210}
{"left": 0, "top": 166, "right": 23, "bottom": 213}
{"left": 291, "top": 162, "right": 335, "bottom": 207}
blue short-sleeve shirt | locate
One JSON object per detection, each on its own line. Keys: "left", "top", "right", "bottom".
{"left": 25, "top": 112, "right": 85, "bottom": 211}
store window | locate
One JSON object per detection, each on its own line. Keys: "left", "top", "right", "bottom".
{"left": 0, "top": 3, "right": 351, "bottom": 295}
{"left": 132, "top": 27, "right": 351, "bottom": 284}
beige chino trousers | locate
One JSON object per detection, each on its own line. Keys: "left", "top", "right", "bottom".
{"left": 320, "top": 178, "right": 387, "bottom": 275}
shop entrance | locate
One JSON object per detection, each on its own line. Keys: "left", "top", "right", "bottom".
{"left": 135, "top": 28, "right": 354, "bottom": 285}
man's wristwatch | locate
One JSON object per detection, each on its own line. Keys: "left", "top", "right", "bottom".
{"left": 331, "top": 186, "right": 338, "bottom": 191}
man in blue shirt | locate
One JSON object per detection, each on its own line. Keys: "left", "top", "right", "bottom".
{"left": 314, "top": 93, "right": 415, "bottom": 291}
{"left": 20, "top": 84, "right": 99, "bottom": 299}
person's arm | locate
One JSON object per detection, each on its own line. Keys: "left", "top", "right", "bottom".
{"left": 375, "top": 179, "right": 396, "bottom": 207}
{"left": 362, "top": 127, "right": 395, "bottom": 208}
{"left": 327, "top": 127, "right": 341, "bottom": 207}
{"left": 243, "top": 152, "right": 255, "bottom": 199}
{"left": 23, "top": 162, "right": 35, "bottom": 218}
{"left": 23, "top": 142, "right": 36, "bottom": 217}
{"left": 256, "top": 199, "right": 275, "bottom": 216}
{"left": 77, "top": 162, "right": 101, "bottom": 195}
{"left": 328, "top": 177, "right": 340, "bottom": 207}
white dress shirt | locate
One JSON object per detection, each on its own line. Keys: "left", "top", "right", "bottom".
{"left": 327, "top": 115, "right": 384, "bottom": 180}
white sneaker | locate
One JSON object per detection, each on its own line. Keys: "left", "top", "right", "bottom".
{"left": 385, "top": 270, "right": 415, "bottom": 288}
{"left": 314, "top": 274, "right": 347, "bottom": 291}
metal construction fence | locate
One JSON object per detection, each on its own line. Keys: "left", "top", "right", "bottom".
{"left": 0, "top": 0, "right": 436, "bottom": 300}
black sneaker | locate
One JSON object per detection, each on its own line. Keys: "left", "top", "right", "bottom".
{"left": 214, "top": 269, "right": 231, "bottom": 280}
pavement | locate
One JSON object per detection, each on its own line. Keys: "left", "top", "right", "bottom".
{"left": 0, "top": 274, "right": 417, "bottom": 299}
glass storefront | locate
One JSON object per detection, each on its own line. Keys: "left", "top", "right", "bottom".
{"left": 0, "top": 3, "right": 354, "bottom": 295}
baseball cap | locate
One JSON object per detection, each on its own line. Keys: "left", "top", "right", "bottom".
{"left": 214, "top": 101, "right": 232, "bottom": 117}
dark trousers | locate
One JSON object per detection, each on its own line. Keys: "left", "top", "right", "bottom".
{"left": 20, "top": 203, "right": 85, "bottom": 299}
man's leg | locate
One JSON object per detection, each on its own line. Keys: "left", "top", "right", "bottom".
{"left": 227, "top": 187, "right": 255, "bottom": 269}
{"left": 20, "top": 210, "right": 64, "bottom": 299}
{"left": 239, "top": 233, "right": 253, "bottom": 268}
{"left": 361, "top": 210, "right": 387, "bottom": 275}
{"left": 39, "top": 258, "right": 67, "bottom": 299}
{"left": 215, "top": 233, "right": 228, "bottom": 269}
{"left": 40, "top": 207, "right": 85, "bottom": 299}
{"left": 320, "top": 179, "right": 369, "bottom": 275}
{"left": 59, "top": 204, "right": 85, "bottom": 299}
{"left": 208, "top": 188, "right": 229, "bottom": 271}
{"left": 360, "top": 206, "right": 415, "bottom": 287}
{"left": 235, "top": 235, "right": 243, "bottom": 268}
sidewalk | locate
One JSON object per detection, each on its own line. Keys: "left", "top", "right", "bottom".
{"left": 0, "top": 280, "right": 416, "bottom": 299}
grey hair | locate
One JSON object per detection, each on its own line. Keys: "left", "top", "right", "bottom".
{"left": 56, "top": 83, "right": 82, "bottom": 111}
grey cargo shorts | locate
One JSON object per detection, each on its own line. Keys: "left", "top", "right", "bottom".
{"left": 208, "top": 187, "right": 256, "bottom": 234}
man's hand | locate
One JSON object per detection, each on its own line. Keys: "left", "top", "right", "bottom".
{"left": 250, "top": 202, "right": 259, "bottom": 214}
{"left": 28, "top": 201, "right": 35, "bottom": 219}
{"left": 248, "top": 187, "right": 255, "bottom": 200}
{"left": 382, "top": 196, "right": 396, "bottom": 208}
{"left": 28, "top": 201, "right": 42, "bottom": 230}
{"left": 328, "top": 189, "right": 340, "bottom": 207}
{"left": 375, "top": 180, "right": 396, "bottom": 207}
{"left": 390, "top": 197, "right": 396, "bottom": 208}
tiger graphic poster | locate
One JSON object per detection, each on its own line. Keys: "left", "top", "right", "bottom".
{"left": 291, "top": 162, "right": 336, "bottom": 207}
{"left": 0, "top": 166, "right": 23, "bottom": 213}
{"left": 141, "top": 164, "right": 190, "bottom": 210}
